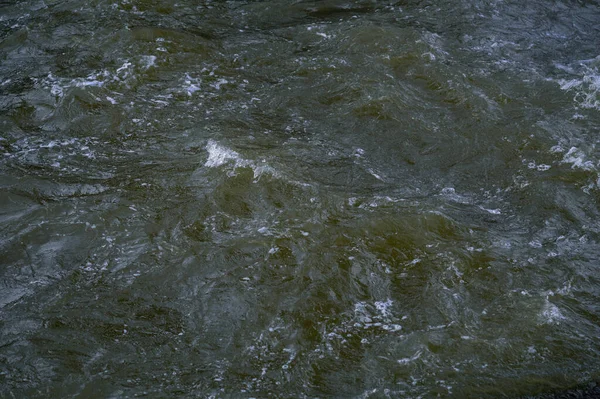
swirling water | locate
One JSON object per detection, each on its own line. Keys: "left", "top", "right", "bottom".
{"left": 1, "top": 0, "right": 600, "bottom": 397}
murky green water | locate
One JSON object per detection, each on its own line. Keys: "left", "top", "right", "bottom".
{"left": 2, "top": 0, "right": 600, "bottom": 397}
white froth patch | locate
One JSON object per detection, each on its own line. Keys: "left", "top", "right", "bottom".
{"left": 537, "top": 164, "right": 551, "bottom": 171}
{"left": 528, "top": 240, "right": 542, "bottom": 248}
{"left": 204, "top": 139, "right": 241, "bottom": 167}
{"left": 38, "top": 57, "right": 153, "bottom": 100}
{"left": 317, "top": 299, "right": 404, "bottom": 357}
{"left": 562, "top": 147, "right": 595, "bottom": 171}
{"left": 539, "top": 298, "right": 565, "bottom": 324}
{"left": 203, "top": 140, "right": 282, "bottom": 181}
{"left": 354, "top": 302, "right": 372, "bottom": 323}
{"left": 526, "top": 160, "right": 551, "bottom": 171}
{"left": 47, "top": 73, "right": 63, "bottom": 97}
{"left": 353, "top": 299, "right": 401, "bottom": 332}
{"left": 7, "top": 136, "right": 104, "bottom": 174}
{"left": 554, "top": 281, "right": 572, "bottom": 296}
{"left": 374, "top": 299, "right": 393, "bottom": 318}
{"left": 557, "top": 65, "right": 600, "bottom": 110}
{"left": 559, "top": 79, "right": 581, "bottom": 91}
{"left": 440, "top": 187, "right": 470, "bottom": 204}
{"left": 141, "top": 55, "right": 156, "bottom": 69}
{"left": 183, "top": 73, "right": 201, "bottom": 95}
{"left": 69, "top": 70, "right": 112, "bottom": 88}
{"left": 211, "top": 78, "right": 228, "bottom": 90}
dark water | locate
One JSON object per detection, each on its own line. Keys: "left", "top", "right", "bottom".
{"left": 2, "top": 0, "right": 600, "bottom": 397}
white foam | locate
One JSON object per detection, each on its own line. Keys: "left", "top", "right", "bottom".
{"left": 440, "top": 187, "right": 470, "bottom": 204}
{"left": 354, "top": 302, "right": 371, "bottom": 323}
{"left": 39, "top": 60, "right": 145, "bottom": 99}
{"left": 211, "top": 78, "right": 228, "bottom": 90}
{"left": 555, "top": 281, "right": 572, "bottom": 296}
{"left": 374, "top": 299, "right": 393, "bottom": 318}
{"left": 141, "top": 55, "right": 156, "bottom": 69}
{"left": 557, "top": 64, "right": 600, "bottom": 110}
{"left": 528, "top": 240, "right": 542, "bottom": 248}
{"left": 204, "top": 139, "right": 242, "bottom": 167}
{"left": 183, "top": 73, "right": 201, "bottom": 95}
{"left": 559, "top": 79, "right": 581, "bottom": 91}
{"left": 203, "top": 140, "right": 284, "bottom": 182}
{"left": 562, "top": 147, "right": 595, "bottom": 171}
{"left": 539, "top": 298, "right": 565, "bottom": 324}
{"left": 47, "top": 73, "right": 63, "bottom": 97}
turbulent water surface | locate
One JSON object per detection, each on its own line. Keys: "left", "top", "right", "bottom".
{"left": 2, "top": 0, "right": 600, "bottom": 397}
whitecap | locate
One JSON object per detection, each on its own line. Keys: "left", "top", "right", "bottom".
{"left": 204, "top": 139, "right": 242, "bottom": 168}
{"left": 201, "top": 140, "right": 313, "bottom": 189}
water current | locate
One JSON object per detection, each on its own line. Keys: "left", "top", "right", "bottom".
{"left": 2, "top": 0, "right": 600, "bottom": 397}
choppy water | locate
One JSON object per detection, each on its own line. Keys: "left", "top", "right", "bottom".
{"left": 2, "top": 0, "right": 600, "bottom": 397}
